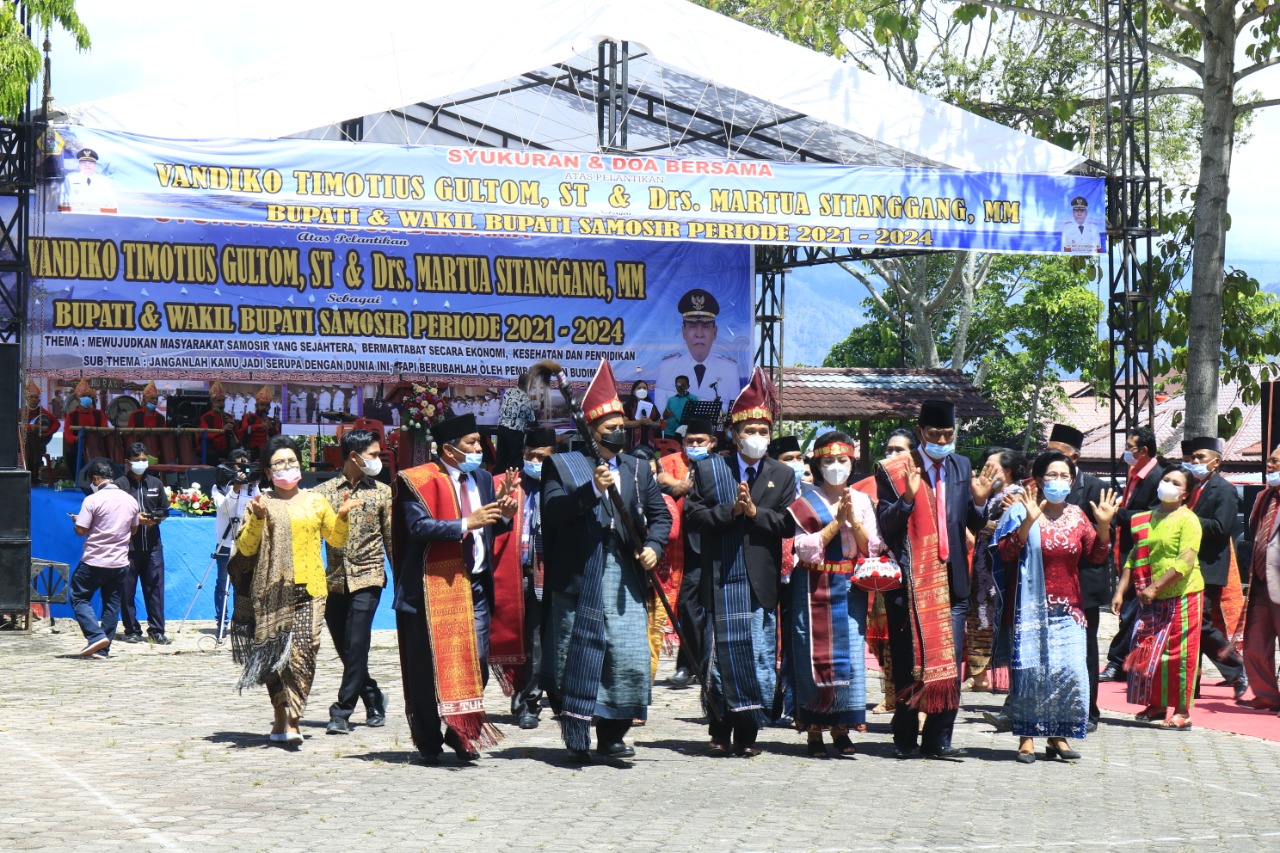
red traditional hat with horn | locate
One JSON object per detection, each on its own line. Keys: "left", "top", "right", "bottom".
{"left": 730, "top": 366, "right": 777, "bottom": 424}
{"left": 581, "top": 359, "right": 625, "bottom": 423}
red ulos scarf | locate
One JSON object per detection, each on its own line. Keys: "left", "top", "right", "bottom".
{"left": 489, "top": 472, "right": 527, "bottom": 694}
{"left": 878, "top": 454, "right": 959, "bottom": 713}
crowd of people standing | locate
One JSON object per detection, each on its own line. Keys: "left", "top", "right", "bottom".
{"left": 62, "top": 357, "right": 1280, "bottom": 768}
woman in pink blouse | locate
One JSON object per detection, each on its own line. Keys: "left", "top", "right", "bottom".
{"left": 996, "top": 450, "right": 1116, "bottom": 764}
{"left": 785, "top": 431, "right": 883, "bottom": 758}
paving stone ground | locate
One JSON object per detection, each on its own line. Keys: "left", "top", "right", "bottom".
{"left": 2, "top": 615, "right": 1279, "bottom": 853}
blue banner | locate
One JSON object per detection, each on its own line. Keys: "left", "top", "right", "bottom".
{"left": 44, "top": 125, "right": 1105, "bottom": 255}
{"left": 28, "top": 215, "right": 754, "bottom": 406}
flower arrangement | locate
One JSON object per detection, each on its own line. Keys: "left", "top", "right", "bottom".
{"left": 167, "top": 483, "right": 214, "bottom": 515}
{"left": 401, "top": 383, "right": 452, "bottom": 432}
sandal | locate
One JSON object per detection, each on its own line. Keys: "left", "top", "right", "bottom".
{"left": 830, "top": 732, "right": 856, "bottom": 757}
{"left": 1158, "top": 714, "right": 1193, "bottom": 731}
{"left": 806, "top": 736, "right": 828, "bottom": 758}
{"left": 1135, "top": 706, "right": 1167, "bottom": 723}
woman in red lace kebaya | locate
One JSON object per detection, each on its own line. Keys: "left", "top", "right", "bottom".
{"left": 996, "top": 450, "right": 1117, "bottom": 764}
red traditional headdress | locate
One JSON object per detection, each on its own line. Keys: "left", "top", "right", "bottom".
{"left": 208, "top": 379, "right": 225, "bottom": 398}
{"left": 582, "top": 359, "right": 625, "bottom": 423}
{"left": 730, "top": 366, "right": 776, "bottom": 424}
{"left": 141, "top": 380, "right": 159, "bottom": 399}
{"left": 73, "top": 378, "right": 93, "bottom": 398}
{"left": 254, "top": 385, "right": 274, "bottom": 403}
{"left": 24, "top": 378, "right": 40, "bottom": 397}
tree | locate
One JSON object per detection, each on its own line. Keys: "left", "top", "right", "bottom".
{"left": 952, "top": 0, "right": 1280, "bottom": 436}
{"left": 824, "top": 255, "right": 1104, "bottom": 451}
{"left": 0, "top": 0, "right": 89, "bottom": 121}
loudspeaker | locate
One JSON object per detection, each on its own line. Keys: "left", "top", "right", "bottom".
{"left": 0, "top": 468, "right": 30, "bottom": 539}
{"left": 0, "top": 344, "right": 17, "bottom": 468}
{"left": 169, "top": 392, "right": 211, "bottom": 429}
{"left": 0, "top": 538, "right": 31, "bottom": 612}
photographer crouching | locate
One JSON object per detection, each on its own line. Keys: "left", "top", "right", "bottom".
{"left": 211, "top": 448, "right": 260, "bottom": 640}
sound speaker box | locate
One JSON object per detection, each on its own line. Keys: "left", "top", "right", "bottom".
{"left": 0, "top": 344, "right": 17, "bottom": 468}
{"left": 0, "top": 538, "right": 31, "bottom": 612}
{"left": 168, "top": 393, "right": 211, "bottom": 429}
{"left": 0, "top": 468, "right": 30, "bottom": 539}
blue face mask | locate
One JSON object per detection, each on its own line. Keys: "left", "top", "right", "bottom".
{"left": 79, "top": 396, "right": 93, "bottom": 407}
{"left": 1267, "top": 470, "right": 1280, "bottom": 489}
{"left": 923, "top": 441, "right": 955, "bottom": 461}
{"left": 456, "top": 451, "right": 483, "bottom": 474}
{"left": 1182, "top": 461, "right": 1210, "bottom": 480}
{"left": 523, "top": 460, "right": 543, "bottom": 480}
{"left": 146, "top": 402, "right": 157, "bottom": 411}
{"left": 685, "top": 446, "right": 710, "bottom": 461}
{"left": 1042, "top": 481, "right": 1072, "bottom": 504}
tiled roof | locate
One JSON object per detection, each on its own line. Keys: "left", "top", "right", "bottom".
{"left": 1059, "top": 369, "right": 1276, "bottom": 467}
{"left": 779, "top": 367, "right": 999, "bottom": 421}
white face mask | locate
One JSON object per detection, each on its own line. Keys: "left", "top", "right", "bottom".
{"left": 635, "top": 388, "right": 648, "bottom": 400}
{"left": 1157, "top": 481, "right": 1184, "bottom": 503}
{"left": 739, "top": 434, "right": 770, "bottom": 460}
{"left": 130, "top": 461, "right": 149, "bottom": 475}
{"left": 357, "top": 455, "right": 382, "bottom": 477}
{"left": 821, "top": 463, "right": 851, "bottom": 485}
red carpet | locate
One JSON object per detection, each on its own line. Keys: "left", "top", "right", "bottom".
{"left": 864, "top": 652, "right": 1280, "bottom": 741}
{"left": 1095, "top": 676, "right": 1280, "bottom": 742}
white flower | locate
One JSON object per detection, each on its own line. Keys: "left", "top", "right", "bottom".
{"left": 190, "top": 482, "right": 201, "bottom": 491}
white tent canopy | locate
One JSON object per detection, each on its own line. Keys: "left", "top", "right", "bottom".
{"left": 61, "top": 0, "right": 1086, "bottom": 175}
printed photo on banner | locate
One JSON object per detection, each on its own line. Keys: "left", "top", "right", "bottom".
{"left": 282, "top": 382, "right": 363, "bottom": 425}
{"left": 1061, "top": 195, "right": 1103, "bottom": 254}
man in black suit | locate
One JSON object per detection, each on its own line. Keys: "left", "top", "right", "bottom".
{"left": 878, "top": 400, "right": 994, "bottom": 759}
{"left": 1182, "top": 436, "right": 1248, "bottom": 698}
{"left": 1047, "top": 424, "right": 1109, "bottom": 730}
{"left": 685, "top": 368, "right": 796, "bottom": 757}
{"left": 390, "top": 413, "right": 516, "bottom": 764}
{"left": 1102, "top": 427, "right": 1165, "bottom": 680}
{"left": 540, "top": 360, "right": 670, "bottom": 762}
{"left": 656, "top": 418, "right": 716, "bottom": 689}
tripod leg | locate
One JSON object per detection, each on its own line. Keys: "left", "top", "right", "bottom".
{"left": 177, "top": 553, "right": 219, "bottom": 635}
{"left": 216, "top": 558, "right": 233, "bottom": 644}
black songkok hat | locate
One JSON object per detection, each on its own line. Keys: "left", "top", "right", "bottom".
{"left": 431, "top": 413, "right": 478, "bottom": 446}
{"left": 1181, "top": 436, "right": 1222, "bottom": 455}
{"left": 768, "top": 435, "right": 801, "bottom": 458}
{"left": 684, "top": 418, "right": 715, "bottom": 437}
{"left": 1048, "top": 423, "right": 1085, "bottom": 450}
{"left": 918, "top": 400, "right": 956, "bottom": 429}
{"left": 525, "top": 427, "right": 557, "bottom": 448}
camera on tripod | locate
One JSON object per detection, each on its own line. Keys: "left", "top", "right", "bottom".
{"left": 215, "top": 461, "right": 260, "bottom": 487}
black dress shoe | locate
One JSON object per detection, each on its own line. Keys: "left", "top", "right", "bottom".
{"left": 517, "top": 711, "right": 540, "bottom": 730}
{"left": 735, "top": 745, "right": 763, "bottom": 758}
{"left": 364, "top": 688, "right": 387, "bottom": 727}
{"left": 150, "top": 634, "right": 173, "bottom": 645}
{"left": 444, "top": 730, "right": 481, "bottom": 762}
{"left": 921, "top": 746, "right": 964, "bottom": 760}
{"left": 414, "top": 752, "right": 440, "bottom": 766}
{"left": 565, "top": 748, "right": 593, "bottom": 763}
{"left": 1086, "top": 719, "right": 1098, "bottom": 734}
{"left": 707, "top": 741, "right": 730, "bottom": 757}
{"left": 596, "top": 741, "right": 636, "bottom": 759}
{"left": 1102, "top": 664, "right": 1126, "bottom": 682}
{"left": 669, "top": 667, "right": 693, "bottom": 688}
{"left": 892, "top": 746, "right": 918, "bottom": 760}
{"left": 122, "top": 633, "right": 144, "bottom": 644}
{"left": 325, "top": 715, "right": 350, "bottom": 735}
{"left": 1233, "top": 676, "right": 1250, "bottom": 701}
